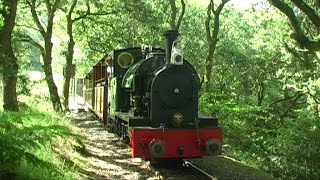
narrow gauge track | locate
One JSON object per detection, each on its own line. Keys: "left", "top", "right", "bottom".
{"left": 145, "top": 159, "right": 218, "bottom": 180}
{"left": 184, "top": 160, "right": 217, "bottom": 180}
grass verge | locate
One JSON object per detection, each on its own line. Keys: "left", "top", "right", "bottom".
{"left": 0, "top": 102, "right": 87, "bottom": 179}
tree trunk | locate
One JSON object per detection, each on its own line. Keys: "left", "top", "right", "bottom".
{"left": 63, "top": 1, "right": 76, "bottom": 110}
{"left": 168, "top": 0, "right": 185, "bottom": 30}
{"left": 43, "top": 37, "right": 62, "bottom": 112}
{"left": 27, "top": 0, "right": 62, "bottom": 112}
{"left": 63, "top": 33, "right": 75, "bottom": 110}
{"left": 63, "top": 66, "right": 72, "bottom": 110}
{"left": 203, "top": 44, "right": 215, "bottom": 92}
{"left": 203, "top": 0, "right": 229, "bottom": 92}
{"left": 257, "top": 80, "right": 265, "bottom": 106}
{"left": 3, "top": 58, "right": 19, "bottom": 111}
{"left": 0, "top": 0, "right": 19, "bottom": 111}
{"left": 44, "top": 69, "right": 61, "bottom": 111}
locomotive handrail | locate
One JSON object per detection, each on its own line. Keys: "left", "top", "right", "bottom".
{"left": 95, "top": 77, "right": 106, "bottom": 84}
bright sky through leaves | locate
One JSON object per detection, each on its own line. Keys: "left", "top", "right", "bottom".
{"left": 189, "top": 0, "right": 262, "bottom": 10}
{"left": 230, "top": 0, "right": 262, "bottom": 9}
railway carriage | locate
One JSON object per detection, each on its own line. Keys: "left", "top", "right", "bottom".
{"left": 83, "top": 30, "right": 223, "bottom": 159}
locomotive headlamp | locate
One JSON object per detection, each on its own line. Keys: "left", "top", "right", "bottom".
{"left": 172, "top": 112, "right": 184, "bottom": 127}
{"left": 170, "top": 40, "right": 183, "bottom": 65}
{"left": 174, "top": 54, "right": 182, "bottom": 63}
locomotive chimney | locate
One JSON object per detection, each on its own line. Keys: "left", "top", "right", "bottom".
{"left": 163, "top": 30, "right": 180, "bottom": 64}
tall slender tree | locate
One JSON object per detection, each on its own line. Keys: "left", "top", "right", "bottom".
{"left": 62, "top": 0, "right": 118, "bottom": 110}
{"left": 0, "top": 0, "right": 19, "bottom": 111}
{"left": 169, "top": 0, "right": 185, "bottom": 30}
{"left": 63, "top": 0, "right": 81, "bottom": 110}
{"left": 25, "top": 0, "right": 62, "bottom": 112}
{"left": 203, "top": 0, "right": 229, "bottom": 92}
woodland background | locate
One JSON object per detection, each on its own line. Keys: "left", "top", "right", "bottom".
{"left": 0, "top": 0, "right": 319, "bottom": 179}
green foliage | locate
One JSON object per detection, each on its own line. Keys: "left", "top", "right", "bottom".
{"left": 266, "top": 110, "right": 320, "bottom": 179}
{"left": 0, "top": 18, "right": 3, "bottom": 27}
{"left": 17, "top": 72, "right": 32, "bottom": 96}
{"left": 180, "top": 3, "right": 206, "bottom": 71}
{"left": 199, "top": 92, "right": 271, "bottom": 148}
{"left": 2, "top": 0, "right": 318, "bottom": 179}
{"left": 0, "top": 104, "right": 83, "bottom": 179}
{"left": 73, "top": 0, "right": 170, "bottom": 76}
{"left": 200, "top": 92, "right": 320, "bottom": 179}
{"left": 197, "top": 15, "right": 320, "bottom": 180}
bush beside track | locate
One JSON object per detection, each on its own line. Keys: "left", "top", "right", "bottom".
{"left": 0, "top": 101, "right": 85, "bottom": 179}
{"left": 200, "top": 92, "right": 320, "bottom": 180}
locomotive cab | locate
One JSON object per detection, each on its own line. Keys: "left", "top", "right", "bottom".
{"left": 122, "top": 52, "right": 165, "bottom": 116}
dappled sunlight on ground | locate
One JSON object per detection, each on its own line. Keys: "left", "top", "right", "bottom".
{"left": 69, "top": 111, "right": 158, "bottom": 180}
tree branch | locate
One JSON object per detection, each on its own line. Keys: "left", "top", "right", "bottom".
{"left": 168, "top": 0, "right": 186, "bottom": 30}
{"left": 19, "top": 35, "right": 45, "bottom": 55}
{"left": 28, "top": 0, "right": 46, "bottom": 35}
{"left": 284, "top": 43, "right": 304, "bottom": 60}
{"left": 211, "top": 0, "right": 229, "bottom": 42}
{"left": 268, "top": 91, "right": 303, "bottom": 107}
{"left": 307, "top": 91, "right": 320, "bottom": 104}
{"left": 49, "top": 0, "right": 60, "bottom": 22}
{"left": 87, "top": 11, "right": 117, "bottom": 17}
{"left": 45, "top": 0, "right": 51, "bottom": 13}
{"left": 169, "top": 0, "right": 177, "bottom": 30}
{"left": 72, "top": 0, "right": 88, "bottom": 22}
{"left": 72, "top": 2, "right": 117, "bottom": 23}
{"left": 45, "top": 0, "right": 60, "bottom": 38}
{"left": 68, "top": 0, "right": 77, "bottom": 23}
{"left": 217, "top": 26, "right": 231, "bottom": 41}
{"left": 16, "top": 23, "right": 41, "bottom": 32}
{"left": 268, "top": 0, "right": 320, "bottom": 51}
{"left": 290, "top": 0, "right": 320, "bottom": 28}
{"left": 306, "top": 86, "right": 320, "bottom": 104}
{"left": 280, "top": 91, "right": 304, "bottom": 118}
{"left": 205, "top": 0, "right": 213, "bottom": 44}
{"left": 176, "top": 0, "right": 185, "bottom": 30}
{"left": 88, "top": 39, "right": 108, "bottom": 54}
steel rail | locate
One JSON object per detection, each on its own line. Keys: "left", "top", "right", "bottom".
{"left": 184, "top": 160, "right": 218, "bottom": 180}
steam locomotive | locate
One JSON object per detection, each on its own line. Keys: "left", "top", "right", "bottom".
{"left": 83, "top": 30, "right": 222, "bottom": 159}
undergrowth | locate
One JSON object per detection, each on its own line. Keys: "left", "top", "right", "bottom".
{"left": 200, "top": 92, "right": 320, "bottom": 180}
{"left": 0, "top": 102, "right": 86, "bottom": 179}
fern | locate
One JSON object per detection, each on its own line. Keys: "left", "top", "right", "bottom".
{"left": 0, "top": 104, "right": 83, "bottom": 179}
